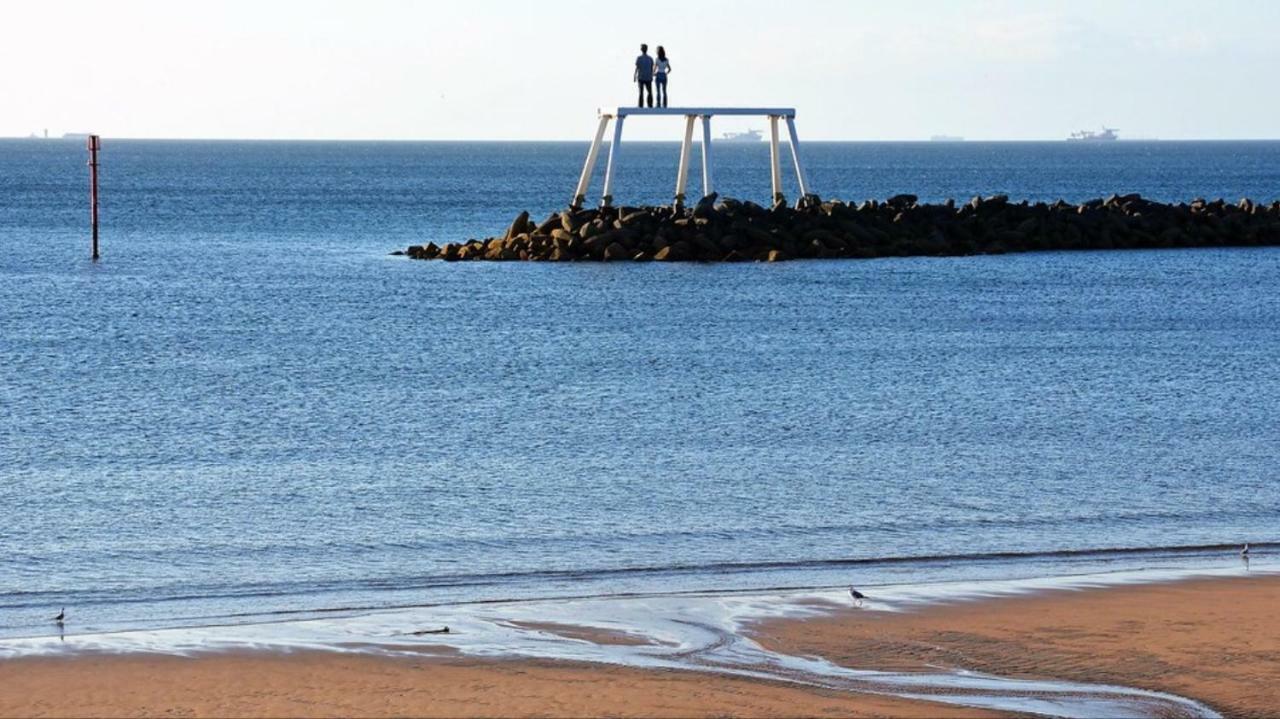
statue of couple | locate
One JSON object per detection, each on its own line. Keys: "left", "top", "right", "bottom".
{"left": 633, "top": 44, "right": 672, "bottom": 108}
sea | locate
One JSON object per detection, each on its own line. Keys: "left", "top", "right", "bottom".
{"left": 2, "top": 138, "right": 1278, "bottom": 641}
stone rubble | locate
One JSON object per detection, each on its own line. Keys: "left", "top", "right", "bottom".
{"left": 400, "top": 194, "right": 1280, "bottom": 263}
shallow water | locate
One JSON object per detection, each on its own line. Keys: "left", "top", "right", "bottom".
{"left": 2, "top": 139, "right": 1279, "bottom": 641}
{"left": 6, "top": 564, "right": 1260, "bottom": 718}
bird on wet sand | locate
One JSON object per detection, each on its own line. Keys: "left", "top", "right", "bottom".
{"left": 52, "top": 608, "right": 64, "bottom": 623}
{"left": 849, "top": 587, "right": 865, "bottom": 605}
{"left": 1241, "top": 543, "right": 1250, "bottom": 557}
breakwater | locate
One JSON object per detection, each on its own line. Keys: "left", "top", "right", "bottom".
{"left": 404, "top": 194, "right": 1280, "bottom": 262}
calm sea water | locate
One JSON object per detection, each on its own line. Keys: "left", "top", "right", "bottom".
{"left": 2, "top": 139, "right": 1278, "bottom": 639}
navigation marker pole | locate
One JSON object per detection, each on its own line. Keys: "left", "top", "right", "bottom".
{"left": 88, "top": 135, "right": 101, "bottom": 261}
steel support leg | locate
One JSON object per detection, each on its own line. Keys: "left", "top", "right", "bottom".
{"left": 572, "top": 115, "right": 610, "bottom": 209}
{"left": 785, "top": 116, "right": 814, "bottom": 205}
{"left": 769, "top": 115, "right": 784, "bottom": 207}
{"left": 601, "top": 115, "right": 626, "bottom": 207}
{"left": 700, "top": 115, "right": 713, "bottom": 198}
{"left": 674, "top": 115, "right": 695, "bottom": 208}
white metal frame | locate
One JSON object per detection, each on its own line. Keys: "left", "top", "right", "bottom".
{"left": 571, "top": 107, "right": 814, "bottom": 209}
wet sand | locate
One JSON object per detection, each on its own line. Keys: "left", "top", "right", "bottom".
{"left": 761, "top": 573, "right": 1279, "bottom": 718}
{"left": 0, "top": 653, "right": 990, "bottom": 718}
{"left": 1, "top": 574, "right": 1275, "bottom": 718}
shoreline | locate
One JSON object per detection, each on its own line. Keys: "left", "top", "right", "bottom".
{"left": 1, "top": 565, "right": 1272, "bottom": 717}
{"left": 6, "top": 541, "right": 1269, "bottom": 645}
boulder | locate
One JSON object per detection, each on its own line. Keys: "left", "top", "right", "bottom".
{"left": 717, "top": 197, "right": 743, "bottom": 214}
{"left": 620, "top": 210, "right": 653, "bottom": 227}
{"left": 536, "top": 213, "right": 561, "bottom": 235}
{"left": 603, "top": 242, "right": 630, "bottom": 261}
{"left": 691, "top": 233, "right": 721, "bottom": 257}
{"left": 504, "top": 211, "right": 531, "bottom": 241}
{"left": 796, "top": 193, "right": 822, "bottom": 210}
{"left": 654, "top": 241, "right": 693, "bottom": 261}
{"left": 693, "top": 193, "right": 719, "bottom": 218}
{"left": 718, "top": 234, "right": 744, "bottom": 252}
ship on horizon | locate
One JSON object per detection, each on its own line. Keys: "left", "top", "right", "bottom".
{"left": 1068, "top": 127, "right": 1119, "bottom": 142}
{"left": 720, "top": 129, "right": 762, "bottom": 142}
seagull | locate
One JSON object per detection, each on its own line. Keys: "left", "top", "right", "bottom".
{"left": 52, "top": 608, "right": 64, "bottom": 623}
{"left": 849, "top": 586, "right": 865, "bottom": 605}
{"left": 1241, "top": 543, "right": 1251, "bottom": 557}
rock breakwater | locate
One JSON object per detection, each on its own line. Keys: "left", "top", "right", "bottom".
{"left": 403, "top": 194, "right": 1280, "bottom": 262}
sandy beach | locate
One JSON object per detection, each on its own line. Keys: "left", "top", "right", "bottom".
{"left": 0, "top": 653, "right": 989, "bottom": 719}
{"left": 760, "top": 573, "right": 1279, "bottom": 718}
{"left": 1, "top": 573, "right": 1275, "bottom": 718}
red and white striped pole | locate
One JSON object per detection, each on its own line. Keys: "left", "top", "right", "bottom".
{"left": 88, "top": 135, "right": 101, "bottom": 260}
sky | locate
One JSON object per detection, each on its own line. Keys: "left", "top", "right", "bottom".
{"left": 3, "top": 0, "right": 1278, "bottom": 141}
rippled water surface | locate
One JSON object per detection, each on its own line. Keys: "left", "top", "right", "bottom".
{"left": 2, "top": 139, "right": 1278, "bottom": 638}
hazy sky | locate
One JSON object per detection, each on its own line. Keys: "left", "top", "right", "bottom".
{"left": 4, "top": 0, "right": 1278, "bottom": 141}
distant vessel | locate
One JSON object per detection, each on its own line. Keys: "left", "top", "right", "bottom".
{"left": 720, "top": 129, "right": 762, "bottom": 142}
{"left": 62, "top": 132, "right": 92, "bottom": 140}
{"left": 930, "top": 135, "right": 964, "bottom": 142}
{"left": 1068, "top": 127, "right": 1119, "bottom": 142}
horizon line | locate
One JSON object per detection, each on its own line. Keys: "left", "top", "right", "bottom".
{"left": 4, "top": 135, "right": 1280, "bottom": 143}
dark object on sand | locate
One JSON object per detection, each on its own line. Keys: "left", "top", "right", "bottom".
{"left": 410, "top": 626, "right": 450, "bottom": 635}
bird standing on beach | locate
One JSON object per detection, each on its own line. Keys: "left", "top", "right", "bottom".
{"left": 1241, "top": 543, "right": 1251, "bottom": 557}
{"left": 849, "top": 587, "right": 865, "bottom": 605}
{"left": 52, "top": 608, "right": 64, "bottom": 623}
